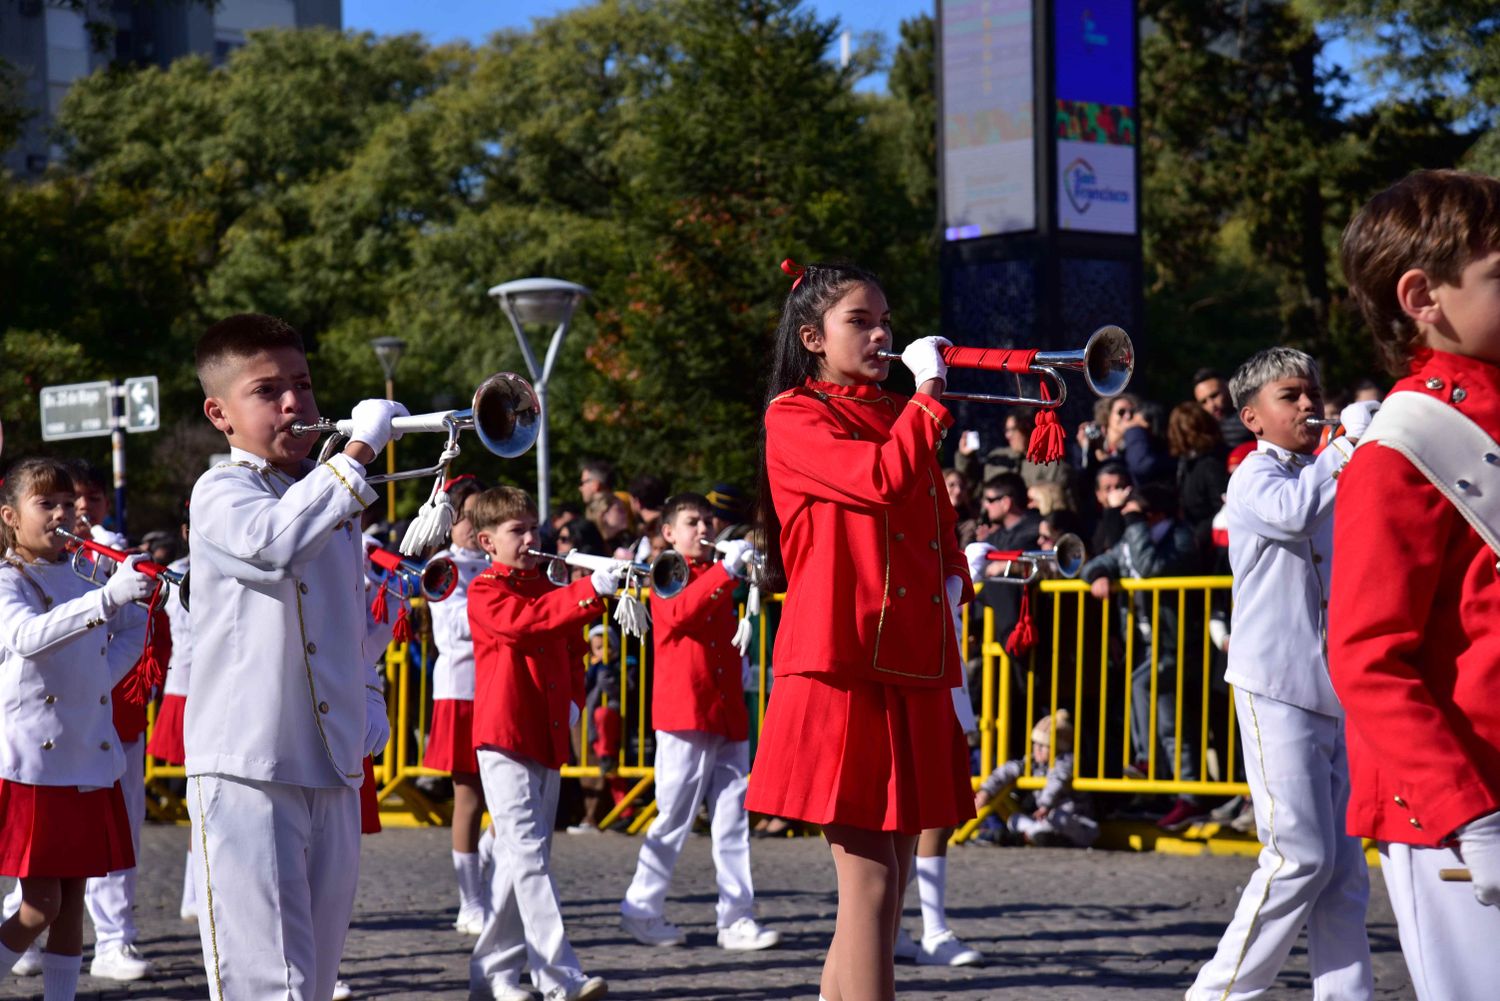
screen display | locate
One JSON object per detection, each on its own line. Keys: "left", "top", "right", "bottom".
{"left": 941, "top": 0, "right": 1036, "bottom": 240}
{"left": 1053, "top": 0, "right": 1137, "bottom": 235}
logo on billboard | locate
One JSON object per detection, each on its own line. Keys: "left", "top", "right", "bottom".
{"left": 1063, "top": 157, "right": 1129, "bottom": 214}
{"left": 1082, "top": 10, "right": 1110, "bottom": 50}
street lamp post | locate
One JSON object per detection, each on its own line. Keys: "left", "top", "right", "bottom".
{"left": 370, "top": 336, "right": 407, "bottom": 537}
{"left": 487, "top": 278, "right": 590, "bottom": 523}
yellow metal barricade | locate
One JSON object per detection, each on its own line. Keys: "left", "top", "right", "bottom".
{"left": 145, "top": 575, "right": 1250, "bottom": 836}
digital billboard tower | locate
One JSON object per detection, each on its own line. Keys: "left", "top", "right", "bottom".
{"left": 938, "top": 0, "right": 1141, "bottom": 424}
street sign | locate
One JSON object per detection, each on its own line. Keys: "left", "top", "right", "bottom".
{"left": 123, "top": 376, "right": 160, "bottom": 433}
{"left": 39, "top": 380, "right": 113, "bottom": 441}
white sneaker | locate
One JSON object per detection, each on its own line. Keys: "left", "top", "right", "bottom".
{"left": 893, "top": 926, "right": 919, "bottom": 962}
{"left": 90, "top": 943, "right": 153, "bottom": 981}
{"left": 11, "top": 944, "right": 42, "bottom": 976}
{"left": 332, "top": 980, "right": 353, "bottom": 1000}
{"left": 565, "top": 823, "right": 601, "bottom": 835}
{"left": 543, "top": 975, "right": 607, "bottom": 1001}
{"left": 455, "top": 908, "right": 487, "bottom": 935}
{"left": 716, "top": 916, "right": 780, "bottom": 951}
{"left": 620, "top": 911, "right": 685, "bottom": 947}
{"left": 917, "top": 929, "right": 982, "bottom": 967}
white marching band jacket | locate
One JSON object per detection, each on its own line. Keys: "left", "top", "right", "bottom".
{"left": 1222, "top": 436, "right": 1355, "bottom": 717}
{"left": 0, "top": 557, "right": 139, "bottom": 788}
{"left": 186, "top": 447, "right": 388, "bottom": 790}
{"left": 427, "top": 544, "right": 488, "bottom": 702}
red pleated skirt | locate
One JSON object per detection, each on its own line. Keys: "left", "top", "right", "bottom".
{"left": 746, "top": 673, "right": 976, "bottom": 835}
{"left": 0, "top": 779, "right": 135, "bottom": 878}
{"left": 423, "top": 698, "right": 479, "bottom": 775}
{"left": 145, "top": 693, "right": 187, "bottom": 765}
{"left": 360, "top": 757, "right": 381, "bottom": 835}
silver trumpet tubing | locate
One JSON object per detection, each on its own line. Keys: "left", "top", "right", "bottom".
{"left": 289, "top": 372, "right": 541, "bottom": 482}
{"left": 1305, "top": 417, "right": 1342, "bottom": 427}
{"left": 984, "top": 532, "right": 1086, "bottom": 586}
{"left": 366, "top": 546, "right": 459, "bottom": 602}
{"left": 527, "top": 548, "right": 690, "bottom": 599}
{"left": 876, "top": 325, "right": 1134, "bottom": 408}
{"left": 55, "top": 527, "right": 191, "bottom": 610}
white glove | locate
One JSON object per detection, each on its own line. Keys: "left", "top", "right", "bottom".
{"left": 363, "top": 688, "right": 390, "bottom": 757}
{"left": 965, "top": 542, "right": 996, "bottom": 583}
{"left": 347, "top": 399, "right": 411, "bottom": 454}
{"left": 591, "top": 563, "right": 626, "bottom": 596}
{"left": 1457, "top": 810, "right": 1500, "bottom": 908}
{"left": 718, "top": 539, "right": 755, "bottom": 578}
{"left": 900, "top": 336, "right": 951, "bottom": 388}
{"left": 101, "top": 554, "right": 155, "bottom": 611}
{"left": 1338, "top": 400, "right": 1380, "bottom": 442}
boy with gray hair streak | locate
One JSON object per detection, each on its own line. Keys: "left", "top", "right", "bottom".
{"left": 1186, "top": 346, "right": 1379, "bottom": 1000}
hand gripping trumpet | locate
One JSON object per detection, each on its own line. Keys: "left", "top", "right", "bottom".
{"left": 982, "top": 533, "right": 1087, "bottom": 585}
{"left": 527, "top": 548, "right": 690, "bottom": 638}
{"left": 55, "top": 527, "right": 179, "bottom": 705}
{"left": 290, "top": 372, "right": 541, "bottom": 556}
{"left": 700, "top": 538, "right": 765, "bottom": 655}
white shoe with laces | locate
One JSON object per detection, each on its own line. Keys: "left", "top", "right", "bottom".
{"left": 716, "top": 916, "right": 780, "bottom": 951}
{"left": 917, "top": 929, "right": 982, "bottom": 967}
{"left": 11, "top": 944, "right": 42, "bottom": 976}
{"left": 543, "top": 975, "right": 607, "bottom": 1001}
{"left": 332, "top": 980, "right": 353, "bottom": 1000}
{"left": 89, "top": 942, "right": 153, "bottom": 981}
{"left": 893, "top": 926, "right": 919, "bottom": 962}
{"left": 620, "top": 912, "right": 685, "bottom": 947}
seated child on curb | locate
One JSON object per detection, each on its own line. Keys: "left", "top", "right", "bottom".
{"left": 974, "top": 711, "right": 1098, "bottom": 848}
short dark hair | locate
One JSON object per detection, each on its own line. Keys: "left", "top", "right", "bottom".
{"left": 1095, "top": 460, "right": 1132, "bottom": 486}
{"left": 580, "top": 459, "right": 616, "bottom": 490}
{"left": 1191, "top": 368, "right": 1224, "bottom": 387}
{"left": 1341, "top": 169, "right": 1500, "bottom": 376}
{"left": 195, "top": 314, "right": 306, "bottom": 395}
{"left": 1134, "top": 481, "right": 1179, "bottom": 518}
{"left": 67, "top": 459, "right": 108, "bottom": 493}
{"left": 628, "top": 474, "right": 669, "bottom": 510}
{"left": 661, "top": 492, "right": 712, "bottom": 527}
{"left": 982, "top": 473, "right": 1027, "bottom": 506}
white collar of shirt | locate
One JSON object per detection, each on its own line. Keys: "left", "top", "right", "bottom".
{"left": 1255, "top": 438, "right": 1312, "bottom": 469}
{"left": 227, "top": 446, "right": 305, "bottom": 483}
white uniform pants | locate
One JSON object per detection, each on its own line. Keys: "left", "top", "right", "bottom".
{"left": 86, "top": 737, "right": 146, "bottom": 949}
{"left": 621, "top": 731, "right": 754, "bottom": 928}
{"left": 187, "top": 774, "right": 360, "bottom": 1001}
{"left": 1379, "top": 840, "right": 1500, "bottom": 1001}
{"left": 1188, "top": 692, "right": 1372, "bottom": 1000}
{"left": 470, "top": 749, "right": 584, "bottom": 995}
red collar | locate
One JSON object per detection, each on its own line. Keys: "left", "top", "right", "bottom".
{"left": 805, "top": 379, "right": 888, "bottom": 401}
{"left": 485, "top": 562, "right": 540, "bottom": 580}
{"left": 1395, "top": 349, "right": 1500, "bottom": 430}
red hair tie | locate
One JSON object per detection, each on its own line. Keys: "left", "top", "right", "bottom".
{"left": 780, "top": 258, "right": 806, "bottom": 292}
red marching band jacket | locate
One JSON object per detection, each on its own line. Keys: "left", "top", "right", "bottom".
{"left": 651, "top": 560, "right": 749, "bottom": 740}
{"left": 1329, "top": 349, "right": 1500, "bottom": 846}
{"left": 468, "top": 566, "right": 598, "bottom": 769}
{"left": 765, "top": 380, "right": 973, "bottom": 689}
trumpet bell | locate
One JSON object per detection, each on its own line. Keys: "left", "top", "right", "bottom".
{"left": 1037, "top": 325, "right": 1134, "bottom": 398}
{"left": 651, "top": 550, "right": 690, "bottom": 599}
{"left": 420, "top": 557, "right": 460, "bottom": 602}
{"left": 1051, "top": 533, "right": 1086, "bottom": 578}
{"left": 545, "top": 558, "right": 571, "bottom": 588}
{"left": 471, "top": 372, "right": 541, "bottom": 459}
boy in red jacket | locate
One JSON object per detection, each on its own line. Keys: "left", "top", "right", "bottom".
{"left": 618, "top": 493, "right": 778, "bottom": 951}
{"left": 466, "top": 486, "right": 618, "bottom": 1001}
{"left": 1331, "top": 169, "right": 1500, "bottom": 1001}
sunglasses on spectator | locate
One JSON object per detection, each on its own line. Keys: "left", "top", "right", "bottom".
{"left": 983, "top": 494, "right": 1004, "bottom": 503}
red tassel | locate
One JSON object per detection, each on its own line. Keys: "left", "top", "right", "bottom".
{"left": 122, "top": 587, "right": 173, "bottom": 707}
{"left": 371, "top": 580, "right": 390, "bottom": 624}
{"left": 1026, "top": 379, "right": 1067, "bottom": 464}
{"left": 1005, "top": 585, "right": 1037, "bottom": 658}
{"left": 392, "top": 602, "right": 413, "bottom": 644}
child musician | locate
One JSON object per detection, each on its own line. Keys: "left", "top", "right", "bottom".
{"left": 1330, "top": 169, "right": 1500, "bottom": 1000}
{"left": 1186, "top": 347, "right": 1377, "bottom": 1000}
{"left": 144, "top": 502, "right": 193, "bottom": 922}
{"left": 467, "top": 486, "right": 615, "bottom": 1001}
{"left": 618, "top": 492, "right": 776, "bottom": 951}
{"left": 420, "top": 475, "right": 493, "bottom": 936}
{"left": 746, "top": 260, "right": 975, "bottom": 1001}
{"left": 185, "top": 313, "right": 402, "bottom": 1001}
{"left": 0, "top": 458, "right": 155, "bottom": 1000}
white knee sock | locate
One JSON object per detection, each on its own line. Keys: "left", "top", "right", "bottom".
{"left": 0, "top": 939, "right": 22, "bottom": 971}
{"left": 180, "top": 850, "right": 197, "bottom": 916}
{"left": 453, "top": 850, "right": 484, "bottom": 913}
{"left": 916, "top": 855, "right": 949, "bottom": 940}
{"left": 41, "top": 952, "right": 80, "bottom": 1001}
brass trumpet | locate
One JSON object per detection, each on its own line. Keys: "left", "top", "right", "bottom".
{"left": 982, "top": 533, "right": 1086, "bottom": 585}
{"left": 56, "top": 528, "right": 191, "bottom": 610}
{"left": 527, "top": 548, "right": 690, "bottom": 599}
{"left": 290, "top": 372, "right": 540, "bottom": 481}
{"left": 366, "top": 545, "right": 459, "bottom": 602}
{"left": 877, "top": 325, "right": 1134, "bottom": 408}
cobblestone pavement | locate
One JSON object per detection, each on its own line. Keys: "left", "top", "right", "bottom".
{"left": 4, "top": 824, "right": 1414, "bottom": 1000}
